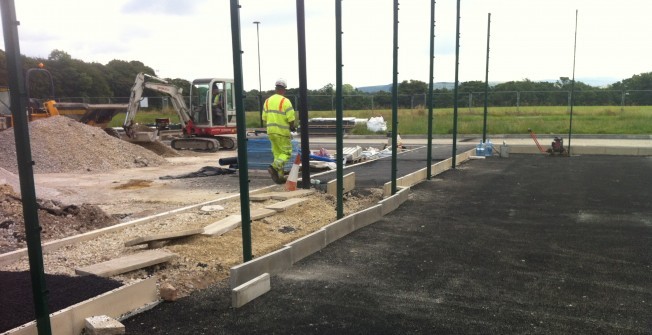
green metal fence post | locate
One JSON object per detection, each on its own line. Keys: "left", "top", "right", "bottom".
{"left": 230, "top": 0, "right": 252, "bottom": 262}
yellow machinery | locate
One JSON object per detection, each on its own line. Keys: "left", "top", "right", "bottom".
{"left": 0, "top": 66, "right": 127, "bottom": 135}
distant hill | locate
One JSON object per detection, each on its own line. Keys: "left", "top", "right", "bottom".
{"left": 357, "top": 82, "right": 456, "bottom": 93}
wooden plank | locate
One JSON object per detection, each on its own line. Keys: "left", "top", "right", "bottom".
{"left": 124, "top": 228, "right": 204, "bottom": 247}
{"left": 265, "top": 198, "right": 308, "bottom": 212}
{"left": 75, "top": 250, "right": 176, "bottom": 277}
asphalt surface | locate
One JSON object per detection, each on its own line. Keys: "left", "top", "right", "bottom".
{"left": 123, "top": 153, "right": 652, "bottom": 335}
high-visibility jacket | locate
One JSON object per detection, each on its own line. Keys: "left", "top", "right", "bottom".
{"left": 263, "top": 94, "right": 295, "bottom": 136}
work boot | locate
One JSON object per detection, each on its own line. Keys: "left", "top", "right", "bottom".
{"left": 268, "top": 165, "right": 280, "bottom": 184}
{"left": 276, "top": 168, "right": 286, "bottom": 184}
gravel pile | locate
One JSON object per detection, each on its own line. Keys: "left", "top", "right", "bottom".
{"left": 0, "top": 116, "right": 168, "bottom": 174}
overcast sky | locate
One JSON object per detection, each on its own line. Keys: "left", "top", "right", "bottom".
{"left": 4, "top": 0, "right": 651, "bottom": 90}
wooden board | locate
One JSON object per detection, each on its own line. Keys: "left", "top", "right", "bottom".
{"left": 75, "top": 250, "right": 176, "bottom": 277}
{"left": 265, "top": 198, "right": 308, "bottom": 212}
{"left": 124, "top": 228, "right": 204, "bottom": 247}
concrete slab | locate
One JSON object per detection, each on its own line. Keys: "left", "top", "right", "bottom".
{"left": 265, "top": 198, "right": 308, "bottom": 212}
{"left": 271, "top": 189, "right": 315, "bottom": 200}
{"left": 85, "top": 315, "right": 125, "bottom": 335}
{"left": 75, "top": 250, "right": 176, "bottom": 277}
{"left": 229, "top": 246, "right": 292, "bottom": 288}
{"left": 124, "top": 228, "right": 203, "bottom": 247}
{"left": 231, "top": 273, "right": 271, "bottom": 308}
{"left": 251, "top": 208, "right": 278, "bottom": 220}
{"left": 202, "top": 215, "right": 241, "bottom": 236}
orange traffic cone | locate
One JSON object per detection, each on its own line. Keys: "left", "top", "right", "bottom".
{"left": 285, "top": 154, "right": 301, "bottom": 191}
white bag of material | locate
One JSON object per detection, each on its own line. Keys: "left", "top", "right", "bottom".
{"left": 366, "top": 116, "right": 387, "bottom": 132}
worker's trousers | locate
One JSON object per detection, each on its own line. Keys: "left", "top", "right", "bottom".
{"left": 268, "top": 133, "right": 292, "bottom": 177}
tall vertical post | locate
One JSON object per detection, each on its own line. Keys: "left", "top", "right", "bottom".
{"left": 390, "top": 0, "right": 399, "bottom": 195}
{"left": 451, "top": 0, "right": 461, "bottom": 168}
{"left": 482, "top": 13, "right": 491, "bottom": 143}
{"left": 253, "top": 21, "right": 263, "bottom": 127}
{"left": 568, "top": 9, "right": 578, "bottom": 155}
{"left": 426, "top": 0, "right": 436, "bottom": 179}
{"left": 335, "top": 0, "right": 344, "bottom": 219}
{"left": 0, "top": 1, "right": 52, "bottom": 334}
{"left": 296, "top": 0, "right": 310, "bottom": 187}
{"left": 230, "top": 0, "right": 252, "bottom": 262}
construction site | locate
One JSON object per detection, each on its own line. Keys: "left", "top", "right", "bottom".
{"left": 1, "top": 114, "right": 650, "bottom": 334}
{"left": 1, "top": 0, "right": 651, "bottom": 334}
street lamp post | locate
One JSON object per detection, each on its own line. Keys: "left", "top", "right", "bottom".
{"left": 253, "top": 21, "right": 263, "bottom": 127}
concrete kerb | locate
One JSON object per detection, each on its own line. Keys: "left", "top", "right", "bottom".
{"left": 229, "top": 246, "right": 292, "bottom": 288}
{"left": 5, "top": 277, "right": 158, "bottom": 335}
{"left": 231, "top": 273, "right": 271, "bottom": 308}
{"left": 505, "top": 144, "right": 652, "bottom": 156}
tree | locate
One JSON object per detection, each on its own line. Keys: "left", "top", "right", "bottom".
{"left": 398, "top": 80, "right": 427, "bottom": 95}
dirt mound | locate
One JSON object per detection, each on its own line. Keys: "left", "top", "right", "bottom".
{"left": 0, "top": 184, "right": 118, "bottom": 253}
{"left": 0, "top": 116, "right": 168, "bottom": 174}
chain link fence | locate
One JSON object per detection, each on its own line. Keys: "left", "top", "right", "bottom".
{"left": 58, "top": 90, "right": 652, "bottom": 113}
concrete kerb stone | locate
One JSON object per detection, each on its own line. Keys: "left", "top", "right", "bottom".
{"left": 323, "top": 215, "right": 356, "bottom": 245}
{"left": 382, "top": 149, "right": 474, "bottom": 197}
{"left": 352, "top": 204, "right": 383, "bottom": 230}
{"left": 232, "top": 273, "right": 271, "bottom": 308}
{"left": 229, "top": 246, "right": 292, "bottom": 288}
{"left": 378, "top": 187, "right": 410, "bottom": 216}
{"left": 5, "top": 278, "right": 157, "bottom": 335}
{"left": 499, "top": 144, "right": 652, "bottom": 156}
{"left": 285, "top": 229, "right": 327, "bottom": 264}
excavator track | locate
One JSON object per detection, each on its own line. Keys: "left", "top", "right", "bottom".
{"left": 217, "top": 136, "right": 237, "bottom": 150}
{"left": 171, "top": 137, "right": 220, "bottom": 152}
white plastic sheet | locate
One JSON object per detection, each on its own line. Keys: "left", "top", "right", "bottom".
{"left": 366, "top": 116, "right": 387, "bottom": 132}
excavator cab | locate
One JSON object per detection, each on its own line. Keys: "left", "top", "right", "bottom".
{"left": 189, "top": 78, "right": 236, "bottom": 128}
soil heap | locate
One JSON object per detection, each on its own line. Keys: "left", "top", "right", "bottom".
{"left": 0, "top": 183, "right": 118, "bottom": 253}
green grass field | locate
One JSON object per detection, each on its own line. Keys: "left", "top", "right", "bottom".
{"left": 109, "top": 105, "right": 652, "bottom": 135}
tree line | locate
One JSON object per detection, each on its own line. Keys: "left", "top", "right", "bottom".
{"left": 1, "top": 49, "right": 651, "bottom": 111}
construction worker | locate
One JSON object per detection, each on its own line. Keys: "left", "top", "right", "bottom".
{"left": 211, "top": 84, "right": 224, "bottom": 125}
{"left": 262, "top": 78, "right": 296, "bottom": 184}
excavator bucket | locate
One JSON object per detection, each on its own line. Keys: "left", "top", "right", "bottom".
{"left": 124, "top": 124, "right": 158, "bottom": 143}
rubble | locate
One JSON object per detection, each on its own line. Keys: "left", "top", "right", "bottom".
{"left": 0, "top": 116, "right": 167, "bottom": 174}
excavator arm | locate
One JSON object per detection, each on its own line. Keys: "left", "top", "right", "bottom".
{"left": 123, "top": 72, "right": 193, "bottom": 140}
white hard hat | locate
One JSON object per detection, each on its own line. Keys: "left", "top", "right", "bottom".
{"left": 275, "top": 78, "right": 287, "bottom": 88}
